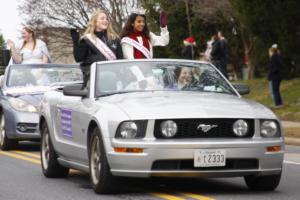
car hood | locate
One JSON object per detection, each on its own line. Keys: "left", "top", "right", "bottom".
{"left": 16, "top": 94, "right": 44, "bottom": 107}
{"left": 102, "top": 91, "right": 277, "bottom": 120}
{"left": 4, "top": 86, "right": 50, "bottom": 96}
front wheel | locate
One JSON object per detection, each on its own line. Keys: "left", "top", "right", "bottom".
{"left": 40, "top": 122, "right": 69, "bottom": 178}
{"left": 89, "top": 127, "right": 116, "bottom": 194}
{"left": 244, "top": 172, "right": 282, "bottom": 191}
{"left": 0, "top": 113, "right": 17, "bottom": 150}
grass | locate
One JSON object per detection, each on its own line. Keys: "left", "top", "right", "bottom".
{"left": 234, "top": 78, "right": 300, "bottom": 122}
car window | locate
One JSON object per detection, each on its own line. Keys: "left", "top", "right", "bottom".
{"left": 6, "top": 66, "right": 83, "bottom": 87}
{"left": 95, "top": 61, "right": 236, "bottom": 96}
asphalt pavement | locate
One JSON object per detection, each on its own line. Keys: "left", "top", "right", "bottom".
{"left": 1, "top": 142, "right": 300, "bottom": 200}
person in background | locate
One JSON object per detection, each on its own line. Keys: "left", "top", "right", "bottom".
{"left": 202, "top": 35, "right": 214, "bottom": 61}
{"left": 70, "top": 10, "right": 123, "bottom": 87}
{"left": 120, "top": 10, "right": 169, "bottom": 59}
{"left": 268, "top": 44, "right": 283, "bottom": 107}
{"left": 218, "top": 31, "right": 228, "bottom": 78}
{"left": 182, "top": 36, "right": 198, "bottom": 60}
{"left": 7, "top": 27, "right": 51, "bottom": 64}
{"left": 210, "top": 33, "right": 223, "bottom": 74}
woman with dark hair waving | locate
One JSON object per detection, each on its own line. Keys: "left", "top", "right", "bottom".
{"left": 120, "top": 10, "right": 169, "bottom": 59}
{"left": 70, "top": 10, "right": 123, "bottom": 85}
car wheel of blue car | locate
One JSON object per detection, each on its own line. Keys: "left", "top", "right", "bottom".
{"left": 244, "top": 171, "right": 282, "bottom": 191}
{"left": 40, "top": 122, "right": 69, "bottom": 178}
{"left": 89, "top": 127, "right": 116, "bottom": 194}
{"left": 0, "top": 113, "right": 17, "bottom": 150}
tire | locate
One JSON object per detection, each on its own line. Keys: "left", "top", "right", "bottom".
{"left": 40, "top": 122, "right": 69, "bottom": 178}
{"left": 89, "top": 127, "right": 116, "bottom": 194}
{"left": 244, "top": 172, "right": 282, "bottom": 191}
{"left": 0, "top": 113, "right": 17, "bottom": 150}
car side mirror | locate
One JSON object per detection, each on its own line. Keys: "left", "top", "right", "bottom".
{"left": 63, "top": 84, "right": 88, "bottom": 97}
{"left": 232, "top": 83, "right": 250, "bottom": 95}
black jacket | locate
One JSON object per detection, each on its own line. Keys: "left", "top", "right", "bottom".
{"left": 268, "top": 53, "right": 283, "bottom": 81}
{"left": 181, "top": 45, "right": 198, "bottom": 60}
{"left": 210, "top": 40, "right": 222, "bottom": 61}
{"left": 71, "top": 30, "right": 123, "bottom": 70}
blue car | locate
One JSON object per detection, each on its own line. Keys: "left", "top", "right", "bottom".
{"left": 0, "top": 64, "right": 82, "bottom": 150}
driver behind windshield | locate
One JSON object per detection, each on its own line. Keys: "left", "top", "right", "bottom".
{"left": 174, "top": 66, "right": 193, "bottom": 89}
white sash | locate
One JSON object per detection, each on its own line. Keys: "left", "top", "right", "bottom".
{"left": 121, "top": 37, "right": 152, "bottom": 59}
{"left": 85, "top": 34, "right": 116, "bottom": 60}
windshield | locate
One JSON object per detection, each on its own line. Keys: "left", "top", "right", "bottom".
{"left": 6, "top": 65, "right": 83, "bottom": 87}
{"left": 95, "top": 61, "right": 236, "bottom": 97}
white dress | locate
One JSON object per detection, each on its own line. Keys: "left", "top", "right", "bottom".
{"left": 121, "top": 27, "right": 169, "bottom": 59}
{"left": 13, "top": 39, "right": 51, "bottom": 64}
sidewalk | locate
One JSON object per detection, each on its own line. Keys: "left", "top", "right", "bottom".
{"left": 282, "top": 121, "right": 300, "bottom": 146}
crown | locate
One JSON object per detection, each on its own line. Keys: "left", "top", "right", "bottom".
{"left": 132, "top": 8, "right": 146, "bottom": 15}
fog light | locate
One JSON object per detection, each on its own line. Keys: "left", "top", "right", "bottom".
{"left": 18, "top": 124, "right": 27, "bottom": 132}
{"left": 266, "top": 146, "right": 282, "bottom": 152}
{"left": 114, "top": 147, "right": 143, "bottom": 153}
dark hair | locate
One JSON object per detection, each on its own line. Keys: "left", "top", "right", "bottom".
{"left": 21, "top": 27, "right": 37, "bottom": 50}
{"left": 120, "top": 13, "right": 150, "bottom": 39}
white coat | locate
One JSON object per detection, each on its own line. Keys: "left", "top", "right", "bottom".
{"left": 121, "top": 27, "right": 169, "bottom": 59}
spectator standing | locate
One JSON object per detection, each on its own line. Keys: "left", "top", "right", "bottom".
{"left": 202, "top": 35, "right": 214, "bottom": 61}
{"left": 268, "top": 45, "right": 283, "bottom": 107}
{"left": 181, "top": 36, "right": 197, "bottom": 60}
{"left": 210, "top": 33, "right": 223, "bottom": 74}
{"left": 218, "top": 31, "right": 229, "bottom": 78}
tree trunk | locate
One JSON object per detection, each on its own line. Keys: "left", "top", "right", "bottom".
{"left": 240, "top": 28, "right": 255, "bottom": 79}
{"left": 185, "top": 0, "right": 192, "bottom": 37}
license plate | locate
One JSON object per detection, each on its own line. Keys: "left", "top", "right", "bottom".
{"left": 194, "top": 149, "right": 226, "bottom": 167}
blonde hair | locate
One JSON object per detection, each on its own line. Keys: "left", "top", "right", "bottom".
{"left": 83, "top": 10, "right": 118, "bottom": 41}
{"left": 21, "top": 27, "right": 37, "bottom": 50}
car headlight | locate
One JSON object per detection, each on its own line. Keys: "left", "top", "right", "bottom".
{"left": 260, "top": 120, "right": 278, "bottom": 137}
{"left": 116, "top": 121, "right": 147, "bottom": 139}
{"left": 160, "top": 120, "right": 178, "bottom": 138}
{"left": 233, "top": 119, "right": 248, "bottom": 137}
{"left": 8, "top": 98, "right": 38, "bottom": 113}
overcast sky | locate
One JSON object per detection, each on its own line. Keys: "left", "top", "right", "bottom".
{"left": 0, "top": 0, "right": 23, "bottom": 42}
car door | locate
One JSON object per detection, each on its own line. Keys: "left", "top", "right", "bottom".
{"left": 54, "top": 95, "right": 95, "bottom": 164}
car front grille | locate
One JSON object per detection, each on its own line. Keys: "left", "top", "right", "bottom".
{"left": 152, "top": 159, "right": 258, "bottom": 171}
{"left": 154, "top": 118, "right": 254, "bottom": 139}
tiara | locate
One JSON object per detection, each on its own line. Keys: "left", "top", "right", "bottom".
{"left": 132, "top": 8, "right": 146, "bottom": 15}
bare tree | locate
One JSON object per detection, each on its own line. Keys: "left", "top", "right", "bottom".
{"left": 190, "top": 0, "right": 256, "bottom": 79}
{"left": 19, "top": 0, "right": 140, "bottom": 62}
{"left": 190, "top": 0, "right": 233, "bottom": 23}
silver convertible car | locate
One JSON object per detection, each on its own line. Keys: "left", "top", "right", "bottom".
{"left": 39, "top": 59, "right": 284, "bottom": 194}
{"left": 0, "top": 64, "right": 82, "bottom": 150}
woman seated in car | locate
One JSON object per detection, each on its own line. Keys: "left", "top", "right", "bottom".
{"left": 174, "top": 66, "right": 193, "bottom": 90}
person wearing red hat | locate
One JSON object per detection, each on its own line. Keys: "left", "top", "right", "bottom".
{"left": 182, "top": 36, "right": 198, "bottom": 60}
{"left": 120, "top": 10, "right": 169, "bottom": 59}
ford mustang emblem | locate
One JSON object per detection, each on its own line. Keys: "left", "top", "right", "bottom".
{"left": 197, "top": 124, "right": 218, "bottom": 133}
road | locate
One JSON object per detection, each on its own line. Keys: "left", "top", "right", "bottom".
{"left": 1, "top": 143, "right": 300, "bottom": 200}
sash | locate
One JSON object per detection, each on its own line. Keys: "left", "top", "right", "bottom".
{"left": 85, "top": 34, "right": 116, "bottom": 60}
{"left": 121, "top": 37, "right": 152, "bottom": 59}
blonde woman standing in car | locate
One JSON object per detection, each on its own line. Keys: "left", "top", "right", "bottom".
{"left": 7, "top": 27, "right": 51, "bottom": 64}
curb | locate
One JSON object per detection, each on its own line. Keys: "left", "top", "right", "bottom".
{"left": 285, "top": 137, "right": 300, "bottom": 146}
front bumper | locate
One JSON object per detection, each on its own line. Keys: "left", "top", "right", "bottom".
{"left": 4, "top": 108, "right": 40, "bottom": 140}
{"left": 106, "top": 138, "right": 284, "bottom": 178}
